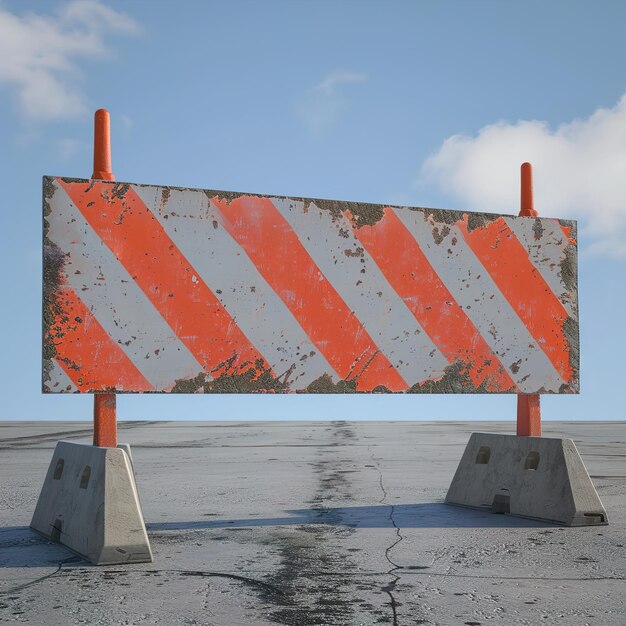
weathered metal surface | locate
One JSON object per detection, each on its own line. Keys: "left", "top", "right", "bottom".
{"left": 42, "top": 177, "right": 579, "bottom": 394}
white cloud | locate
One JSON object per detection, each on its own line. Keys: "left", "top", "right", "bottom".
{"left": 315, "top": 71, "right": 366, "bottom": 95}
{"left": 0, "top": 1, "right": 139, "bottom": 121}
{"left": 420, "top": 94, "right": 626, "bottom": 258}
{"left": 298, "top": 71, "right": 366, "bottom": 134}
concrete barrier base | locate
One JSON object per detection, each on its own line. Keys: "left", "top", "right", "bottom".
{"left": 30, "top": 441, "right": 153, "bottom": 564}
{"left": 445, "top": 433, "right": 608, "bottom": 526}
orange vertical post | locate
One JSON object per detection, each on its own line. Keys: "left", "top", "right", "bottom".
{"left": 92, "top": 109, "right": 118, "bottom": 448}
{"left": 517, "top": 162, "right": 541, "bottom": 437}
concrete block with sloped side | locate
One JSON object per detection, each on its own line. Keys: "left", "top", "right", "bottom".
{"left": 445, "top": 433, "right": 608, "bottom": 526}
{"left": 30, "top": 441, "right": 153, "bottom": 564}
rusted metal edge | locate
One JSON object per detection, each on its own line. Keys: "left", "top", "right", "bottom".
{"left": 49, "top": 176, "right": 521, "bottom": 229}
{"left": 559, "top": 219, "right": 580, "bottom": 393}
{"left": 42, "top": 176, "right": 61, "bottom": 393}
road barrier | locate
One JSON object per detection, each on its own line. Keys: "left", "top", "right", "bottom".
{"left": 31, "top": 110, "right": 606, "bottom": 566}
{"left": 43, "top": 181, "right": 578, "bottom": 396}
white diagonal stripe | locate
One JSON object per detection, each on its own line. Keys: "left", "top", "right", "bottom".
{"left": 132, "top": 185, "right": 336, "bottom": 389}
{"left": 45, "top": 358, "right": 78, "bottom": 393}
{"left": 394, "top": 208, "right": 565, "bottom": 393}
{"left": 48, "top": 182, "right": 204, "bottom": 390}
{"left": 271, "top": 197, "right": 450, "bottom": 386}
{"left": 505, "top": 216, "right": 578, "bottom": 319}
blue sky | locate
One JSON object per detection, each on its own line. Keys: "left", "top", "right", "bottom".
{"left": 1, "top": 0, "right": 625, "bottom": 421}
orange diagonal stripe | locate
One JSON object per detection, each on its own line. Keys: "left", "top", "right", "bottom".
{"left": 48, "top": 286, "right": 153, "bottom": 391}
{"left": 352, "top": 208, "right": 518, "bottom": 392}
{"left": 212, "top": 195, "right": 408, "bottom": 392}
{"left": 58, "top": 179, "right": 270, "bottom": 379}
{"left": 458, "top": 215, "right": 572, "bottom": 383}
{"left": 560, "top": 222, "right": 577, "bottom": 245}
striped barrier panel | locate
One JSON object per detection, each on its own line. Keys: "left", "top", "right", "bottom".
{"left": 42, "top": 177, "right": 578, "bottom": 395}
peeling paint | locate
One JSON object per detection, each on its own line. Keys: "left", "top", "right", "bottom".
{"left": 43, "top": 176, "right": 56, "bottom": 203}
{"left": 418, "top": 208, "right": 507, "bottom": 233}
{"left": 425, "top": 208, "right": 461, "bottom": 226}
{"left": 171, "top": 359, "right": 290, "bottom": 394}
{"left": 559, "top": 218, "right": 577, "bottom": 243}
{"left": 431, "top": 225, "right": 451, "bottom": 245}
{"left": 408, "top": 361, "right": 515, "bottom": 394}
{"left": 111, "top": 183, "right": 131, "bottom": 200}
{"left": 532, "top": 217, "right": 545, "bottom": 240}
{"left": 203, "top": 189, "right": 277, "bottom": 206}
{"left": 42, "top": 178, "right": 67, "bottom": 390}
{"left": 299, "top": 198, "right": 386, "bottom": 228}
{"left": 160, "top": 187, "right": 171, "bottom": 208}
{"left": 344, "top": 247, "right": 364, "bottom": 258}
{"left": 465, "top": 211, "right": 501, "bottom": 233}
{"left": 559, "top": 230, "right": 578, "bottom": 295}
{"left": 303, "top": 373, "right": 358, "bottom": 394}
{"left": 562, "top": 316, "right": 580, "bottom": 393}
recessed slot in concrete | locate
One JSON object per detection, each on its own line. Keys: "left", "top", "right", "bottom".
{"left": 524, "top": 451, "right": 540, "bottom": 470}
{"left": 584, "top": 513, "right": 606, "bottom": 524}
{"left": 492, "top": 493, "right": 510, "bottom": 514}
{"left": 50, "top": 519, "right": 62, "bottom": 542}
{"left": 475, "top": 446, "right": 491, "bottom": 464}
{"left": 53, "top": 459, "right": 64, "bottom": 480}
{"left": 79, "top": 466, "right": 91, "bottom": 489}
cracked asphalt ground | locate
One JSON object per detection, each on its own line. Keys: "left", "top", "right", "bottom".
{"left": 1, "top": 420, "right": 625, "bottom": 625}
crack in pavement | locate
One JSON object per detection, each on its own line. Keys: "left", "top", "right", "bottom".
{"left": 0, "top": 555, "right": 82, "bottom": 595}
{"left": 2, "top": 565, "right": 287, "bottom": 601}
{"left": 370, "top": 445, "right": 404, "bottom": 626}
{"left": 177, "top": 569, "right": 288, "bottom": 596}
{"left": 368, "top": 444, "right": 435, "bottom": 626}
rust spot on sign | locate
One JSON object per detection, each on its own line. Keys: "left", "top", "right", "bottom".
{"left": 42, "top": 178, "right": 68, "bottom": 389}
{"left": 314, "top": 199, "right": 385, "bottom": 228}
{"left": 408, "top": 360, "right": 516, "bottom": 394}
{"left": 111, "top": 183, "right": 131, "bottom": 200}
{"left": 465, "top": 211, "right": 502, "bottom": 233}
{"left": 160, "top": 187, "right": 171, "bottom": 208}
{"left": 171, "top": 359, "right": 290, "bottom": 394}
{"left": 303, "top": 373, "right": 358, "bottom": 394}
{"left": 344, "top": 246, "right": 364, "bottom": 258}
{"left": 561, "top": 316, "right": 580, "bottom": 393}
{"left": 431, "top": 225, "right": 451, "bottom": 245}
{"left": 532, "top": 217, "right": 545, "bottom": 240}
